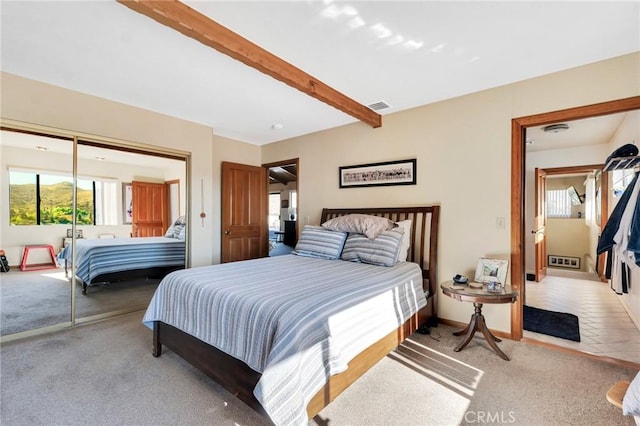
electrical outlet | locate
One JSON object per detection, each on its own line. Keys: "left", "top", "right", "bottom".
{"left": 496, "top": 217, "right": 505, "bottom": 229}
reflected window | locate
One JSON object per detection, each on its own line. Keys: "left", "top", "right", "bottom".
{"left": 268, "top": 193, "right": 280, "bottom": 230}
{"left": 612, "top": 169, "right": 635, "bottom": 198}
{"left": 9, "top": 169, "right": 117, "bottom": 225}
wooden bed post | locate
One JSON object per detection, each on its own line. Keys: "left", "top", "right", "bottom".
{"left": 153, "top": 322, "right": 162, "bottom": 357}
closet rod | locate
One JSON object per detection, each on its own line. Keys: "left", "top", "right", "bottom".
{"left": 603, "top": 156, "right": 640, "bottom": 172}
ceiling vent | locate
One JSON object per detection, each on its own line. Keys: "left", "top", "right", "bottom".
{"left": 542, "top": 123, "right": 570, "bottom": 133}
{"left": 367, "top": 101, "right": 391, "bottom": 111}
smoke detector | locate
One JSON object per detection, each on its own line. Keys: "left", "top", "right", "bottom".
{"left": 542, "top": 123, "right": 569, "bottom": 133}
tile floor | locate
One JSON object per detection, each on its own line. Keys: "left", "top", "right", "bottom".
{"left": 524, "top": 268, "right": 640, "bottom": 364}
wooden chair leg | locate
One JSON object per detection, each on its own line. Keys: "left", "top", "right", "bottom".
{"left": 606, "top": 380, "right": 630, "bottom": 409}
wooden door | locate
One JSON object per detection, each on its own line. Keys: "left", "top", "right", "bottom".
{"left": 221, "top": 162, "right": 268, "bottom": 262}
{"left": 533, "top": 168, "right": 547, "bottom": 282}
{"left": 132, "top": 181, "right": 167, "bottom": 237}
{"left": 597, "top": 171, "right": 609, "bottom": 281}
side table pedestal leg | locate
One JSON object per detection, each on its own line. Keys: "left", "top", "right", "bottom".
{"left": 477, "top": 314, "right": 510, "bottom": 361}
{"left": 453, "top": 310, "right": 481, "bottom": 352}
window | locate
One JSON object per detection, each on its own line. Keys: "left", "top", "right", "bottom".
{"left": 289, "top": 190, "right": 297, "bottom": 218}
{"left": 9, "top": 169, "right": 117, "bottom": 225}
{"left": 546, "top": 189, "right": 571, "bottom": 218}
{"left": 268, "top": 193, "right": 281, "bottom": 230}
{"left": 612, "top": 168, "right": 635, "bottom": 198}
{"left": 94, "top": 180, "right": 118, "bottom": 225}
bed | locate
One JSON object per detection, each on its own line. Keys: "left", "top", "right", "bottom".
{"left": 58, "top": 236, "right": 185, "bottom": 294}
{"left": 144, "top": 206, "right": 439, "bottom": 425}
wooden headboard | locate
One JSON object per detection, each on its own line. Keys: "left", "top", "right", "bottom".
{"left": 320, "top": 206, "right": 440, "bottom": 321}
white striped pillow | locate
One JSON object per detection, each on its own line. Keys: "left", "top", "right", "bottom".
{"left": 165, "top": 223, "right": 185, "bottom": 239}
{"left": 293, "top": 225, "right": 348, "bottom": 260}
{"left": 341, "top": 228, "right": 404, "bottom": 267}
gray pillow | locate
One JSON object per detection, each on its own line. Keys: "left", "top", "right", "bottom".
{"left": 341, "top": 228, "right": 404, "bottom": 267}
{"left": 165, "top": 223, "right": 185, "bottom": 239}
{"left": 322, "top": 214, "right": 395, "bottom": 239}
{"left": 293, "top": 225, "right": 348, "bottom": 260}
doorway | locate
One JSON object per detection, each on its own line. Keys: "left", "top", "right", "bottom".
{"left": 531, "top": 164, "right": 609, "bottom": 283}
{"left": 263, "top": 159, "right": 299, "bottom": 256}
{"left": 510, "top": 96, "right": 640, "bottom": 354}
{"left": 511, "top": 96, "right": 640, "bottom": 339}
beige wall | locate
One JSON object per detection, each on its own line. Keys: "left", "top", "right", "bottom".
{"left": 545, "top": 219, "right": 591, "bottom": 272}
{"left": 1, "top": 72, "right": 261, "bottom": 267}
{"left": 262, "top": 52, "right": 640, "bottom": 332}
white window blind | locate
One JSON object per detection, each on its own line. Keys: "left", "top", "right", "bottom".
{"left": 584, "top": 176, "right": 595, "bottom": 225}
{"left": 94, "top": 180, "right": 118, "bottom": 226}
{"left": 546, "top": 189, "right": 571, "bottom": 218}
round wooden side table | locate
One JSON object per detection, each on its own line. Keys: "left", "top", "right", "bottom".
{"left": 441, "top": 280, "right": 519, "bottom": 360}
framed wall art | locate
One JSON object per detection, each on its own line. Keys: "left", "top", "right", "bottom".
{"left": 339, "top": 159, "right": 417, "bottom": 188}
{"left": 548, "top": 255, "right": 580, "bottom": 269}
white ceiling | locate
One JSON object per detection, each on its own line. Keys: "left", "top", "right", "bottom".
{"left": 525, "top": 111, "right": 631, "bottom": 153}
{"left": 1, "top": 1, "right": 638, "bottom": 146}
{"left": 0, "top": 129, "right": 184, "bottom": 168}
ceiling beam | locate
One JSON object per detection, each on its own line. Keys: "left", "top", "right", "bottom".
{"left": 118, "top": 0, "right": 381, "bottom": 128}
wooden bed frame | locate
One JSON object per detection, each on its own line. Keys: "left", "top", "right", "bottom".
{"left": 152, "top": 206, "right": 440, "bottom": 421}
{"left": 79, "top": 266, "right": 183, "bottom": 294}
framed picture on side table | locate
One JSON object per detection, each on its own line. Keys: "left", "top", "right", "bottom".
{"left": 475, "top": 258, "right": 509, "bottom": 285}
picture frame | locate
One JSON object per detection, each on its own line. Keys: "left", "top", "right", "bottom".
{"left": 548, "top": 255, "right": 580, "bottom": 270}
{"left": 66, "top": 228, "right": 83, "bottom": 239}
{"left": 474, "top": 258, "right": 509, "bottom": 284}
{"left": 122, "top": 182, "right": 133, "bottom": 224}
{"left": 339, "top": 159, "right": 416, "bottom": 188}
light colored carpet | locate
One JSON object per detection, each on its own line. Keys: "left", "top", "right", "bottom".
{"left": 1, "top": 268, "right": 159, "bottom": 335}
{"left": 1, "top": 312, "right": 636, "bottom": 425}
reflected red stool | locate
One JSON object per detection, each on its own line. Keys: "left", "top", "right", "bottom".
{"left": 20, "top": 244, "right": 58, "bottom": 271}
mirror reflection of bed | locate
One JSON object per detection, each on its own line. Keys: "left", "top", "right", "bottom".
{"left": 0, "top": 130, "right": 188, "bottom": 338}
{"left": 58, "top": 216, "right": 186, "bottom": 295}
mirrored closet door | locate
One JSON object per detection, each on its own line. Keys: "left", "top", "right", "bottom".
{"left": 0, "top": 127, "right": 189, "bottom": 339}
{"left": 74, "top": 142, "right": 187, "bottom": 323}
{"left": 0, "top": 129, "right": 74, "bottom": 337}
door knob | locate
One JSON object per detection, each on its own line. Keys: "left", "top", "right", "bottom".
{"left": 224, "top": 230, "right": 230, "bottom": 235}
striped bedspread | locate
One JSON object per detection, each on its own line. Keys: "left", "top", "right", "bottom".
{"left": 58, "top": 237, "right": 185, "bottom": 284}
{"left": 142, "top": 254, "right": 426, "bottom": 425}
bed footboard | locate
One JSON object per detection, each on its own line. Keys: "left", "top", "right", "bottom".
{"left": 152, "top": 307, "right": 424, "bottom": 420}
{"left": 153, "top": 321, "right": 266, "bottom": 415}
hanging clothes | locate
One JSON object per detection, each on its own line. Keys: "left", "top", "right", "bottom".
{"left": 627, "top": 185, "right": 640, "bottom": 267}
{"left": 597, "top": 172, "right": 639, "bottom": 254}
{"left": 597, "top": 171, "right": 640, "bottom": 294}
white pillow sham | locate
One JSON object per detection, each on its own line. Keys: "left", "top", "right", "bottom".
{"left": 395, "top": 219, "right": 412, "bottom": 262}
